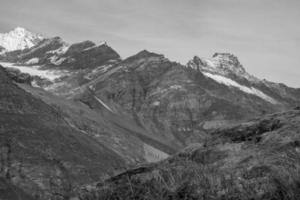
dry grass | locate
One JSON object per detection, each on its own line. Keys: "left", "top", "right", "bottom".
{"left": 79, "top": 110, "right": 300, "bottom": 200}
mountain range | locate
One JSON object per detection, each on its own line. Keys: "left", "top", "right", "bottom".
{"left": 0, "top": 27, "right": 300, "bottom": 200}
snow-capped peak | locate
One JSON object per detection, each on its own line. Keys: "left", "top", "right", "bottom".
{"left": 187, "top": 53, "right": 260, "bottom": 83}
{"left": 13, "top": 27, "right": 27, "bottom": 35}
{"left": 210, "top": 53, "right": 246, "bottom": 74}
{"left": 187, "top": 53, "right": 277, "bottom": 104}
{"left": 0, "top": 27, "right": 44, "bottom": 52}
{"left": 189, "top": 53, "right": 245, "bottom": 74}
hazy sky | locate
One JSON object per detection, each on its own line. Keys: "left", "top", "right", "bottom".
{"left": 1, "top": 0, "right": 299, "bottom": 87}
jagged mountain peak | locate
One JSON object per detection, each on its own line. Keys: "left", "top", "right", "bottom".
{"left": 124, "top": 50, "right": 164, "bottom": 63}
{"left": 0, "top": 27, "right": 44, "bottom": 52}
{"left": 11, "top": 27, "right": 28, "bottom": 34}
{"left": 188, "top": 53, "right": 260, "bottom": 83}
{"left": 211, "top": 52, "right": 246, "bottom": 73}
{"left": 136, "top": 49, "right": 163, "bottom": 57}
{"left": 190, "top": 53, "right": 245, "bottom": 73}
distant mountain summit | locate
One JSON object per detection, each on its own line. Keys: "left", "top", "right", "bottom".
{"left": 0, "top": 27, "right": 43, "bottom": 52}
{"left": 188, "top": 53, "right": 258, "bottom": 82}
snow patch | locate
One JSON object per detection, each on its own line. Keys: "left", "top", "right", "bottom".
{"left": 82, "top": 45, "right": 96, "bottom": 51}
{"left": 0, "top": 62, "right": 64, "bottom": 81}
{"left": 203, "top": 72, "right": 277, "bottom": 104}
{"left": 44, "top": 82, "right": 67, "bottom": 91}
{"left": 25, "top": 57, "right": 39, "bottom": 65}
{"left": 94, "top": 96, "right": 114, "bottom": 112}
{"left": 170, "top": 85, "right": 182, "bottom": 90}
{"left": 82, "top": 42, "right": 106, "bottom": 52}
{"left": 152, "top": 101, "right": 160, "bottom": 106}
{"left": 31, "top": 80, "right": 40, "bottom": 88}
{"left": 49, "top": 56, "right": 66, "bottom": 65}
{"left": 143, "top": 143, "right": 168, "bottom": 162}
{"left": 55, "top": 58, "right": 66, "bottom": 65}
{"left": 47, "top": 44, "right": 69, "bottom": 55}
{"left": 202, "top": 58, "right": 218, "bottom": 68}
{"left": 84, "top": 65, "right": 113, "bottom": 80}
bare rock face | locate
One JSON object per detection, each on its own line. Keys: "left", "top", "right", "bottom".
{"left": 89, "top": 109, "right": 300, "bottom": 200}
{"left": 62, "top": 41, "right": 120, "bottom": 70}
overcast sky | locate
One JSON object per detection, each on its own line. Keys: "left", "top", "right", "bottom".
{"left": 0, "top": 0, "right": 299, "bottom": 87}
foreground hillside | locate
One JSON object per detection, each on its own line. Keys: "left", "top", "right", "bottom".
{"left": 0, "top": 65, "right": 126, "bottom": 199}
{"left": 85, "top": 109, "right": 300, "bottom": 200}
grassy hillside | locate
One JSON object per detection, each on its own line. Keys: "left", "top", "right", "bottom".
{"left": 84, "top": 109, "right": 300, "bottom": 200}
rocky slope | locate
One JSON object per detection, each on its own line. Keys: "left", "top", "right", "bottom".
{"left": 0, "top": 65, "right": 127, "bottom": 199}
{"left": 86, "top": 109, "right": 300, "bottom": 200}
